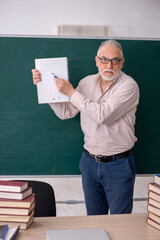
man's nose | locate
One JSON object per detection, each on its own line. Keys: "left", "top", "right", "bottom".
{"left": 106, "top": 61, "right": 112, "bottom": 68}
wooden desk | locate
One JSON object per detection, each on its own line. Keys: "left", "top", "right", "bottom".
{"left": 5, "top": 213, "right": 160, "bottom": 240}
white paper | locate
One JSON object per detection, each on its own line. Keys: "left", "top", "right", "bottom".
{"left": 35, "top": 57, "right": 69, "bottom": 104}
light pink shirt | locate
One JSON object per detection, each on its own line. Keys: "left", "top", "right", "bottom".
{"left": 49, "top": 71, "right": 140, "bottom": 156}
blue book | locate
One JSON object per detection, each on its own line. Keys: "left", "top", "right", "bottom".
{"left": 0, "top": 225, "right": 8, "bottom": 240}
{"left": 155, "top": 174, "right": 160, "bottom": 185}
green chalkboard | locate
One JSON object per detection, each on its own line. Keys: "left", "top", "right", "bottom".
{"left": 0, "top": 36, "right": 160, "bottom": 175}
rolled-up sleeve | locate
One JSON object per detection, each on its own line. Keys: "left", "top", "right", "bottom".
{"left": 49, "top": 101, "right": 79, "bottom": 120}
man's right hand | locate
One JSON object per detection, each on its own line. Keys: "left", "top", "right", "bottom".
{"left": 32, "top": 69, "right": 41, "bottom": 85}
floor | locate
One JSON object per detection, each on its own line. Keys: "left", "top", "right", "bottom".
{"left": 0, "top": 175, "right": 154, "bottom": 216}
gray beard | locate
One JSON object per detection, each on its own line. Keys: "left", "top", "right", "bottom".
{"left": 99, "top": 71, "right": 120, "bottom": 81}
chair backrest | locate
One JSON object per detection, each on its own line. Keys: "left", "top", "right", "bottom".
{"left": 13, "top": 180, "right": 56, "bottom": 217}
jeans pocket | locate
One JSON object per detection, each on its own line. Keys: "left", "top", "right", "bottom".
{"left": 108, "top": 157, "right": 134, "bottom": 183}
{"left": 127, "top": 155, "right": 136, "bottom": 179}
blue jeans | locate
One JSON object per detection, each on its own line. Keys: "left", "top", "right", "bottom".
{"left": 79, "top": 151, "right": 135, "bottom": 215}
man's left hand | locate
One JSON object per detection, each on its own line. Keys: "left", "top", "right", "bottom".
{"left": 54, "top": 78, "right": 76, "bottom": 98}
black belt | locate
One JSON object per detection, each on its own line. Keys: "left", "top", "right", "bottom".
{"left": 84, "top": 148, "right": 134, "bottom": 163}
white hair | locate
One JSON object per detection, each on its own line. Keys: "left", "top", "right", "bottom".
{"left": 97, "top": 39, "right": 123, "bottom": 57}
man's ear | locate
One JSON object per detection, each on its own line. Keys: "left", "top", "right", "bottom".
{"left": 121, "top": 58, "right": 125, "bottom": 69}
{"left": 95, "top": 56, "right": 98, "bottom": 67}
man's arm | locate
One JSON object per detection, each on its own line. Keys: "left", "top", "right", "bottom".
{"left": 32, "top": 69, "right": 79, "bottom": 120}
{"left": 55, "top": 76, "right": 139, "bottom": 125}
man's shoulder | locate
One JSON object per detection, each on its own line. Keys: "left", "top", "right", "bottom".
{"left": 118, "top": 72, "right": 139, "bottom": 89}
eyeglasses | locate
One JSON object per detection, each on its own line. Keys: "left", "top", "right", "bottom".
{"left": 97, "top": 56, "right": 123, "bottom": 65}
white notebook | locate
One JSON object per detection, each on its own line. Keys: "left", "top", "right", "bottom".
{"left": 5, "top": 226, "right": 19, "bottom": 240}
{"left": 45, "top": 228, "right": 111, "bottom": 240}
{"left": 35, "top": 57, "right": 69, "bottom": 104}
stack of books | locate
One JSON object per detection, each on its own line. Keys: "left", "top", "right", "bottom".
{"left": 147, "top": 174, "right": 160, "bottom": 231}
{"left": 0, "top": 180, "right": 35, "bottom": 230}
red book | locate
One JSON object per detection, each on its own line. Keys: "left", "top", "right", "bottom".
{"left": 0, "top": 194, "right": 35, "bottom": 208}
{"left": 0, "top": 209, "right": 34, "bottom": 222}
{"left": 148, "top": 204, "right": 160, "bottom": 217}
{"left": 147, "top": 217, "right": 160, "bottom": 231}
{"left": 0, "top": 201, "right": 35, "bottom": 215}
{"left": 148, "top": 212, "right": 160, "bottom": 224}
{"left": 0, "top": 216, "right": 34, "bottom": 230}
{"left": 0, "top": 187, "right": 32, "bottom": 200}
{"left": 19, "top": 216, "right": 34, "bottom": 229}
{"left": 148, "top": 190, "right": 160, "bottom": 203}
{"left": 0, "top": 181, "right": 28, "bottom": 193}
{"left": 148, "top": 198, "right": 160, "bottom": 209}
{"left": 148, "top": 183, "right": 160, "bottom": 195}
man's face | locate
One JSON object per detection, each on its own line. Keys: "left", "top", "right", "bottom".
{"left": 95, "top": 45, "right": 124, "bottom": 81}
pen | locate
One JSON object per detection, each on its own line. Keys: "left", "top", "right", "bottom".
{"left": 52, "top": 73, "right": 57, "bottom": 78}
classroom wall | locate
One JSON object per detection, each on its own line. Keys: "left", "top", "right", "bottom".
{"left": 0, "top": 0, "right": 160, "bottom": 38}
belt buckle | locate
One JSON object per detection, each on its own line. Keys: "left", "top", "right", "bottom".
{"left": 95, "top": 156, "right": 101, "bottom": 163}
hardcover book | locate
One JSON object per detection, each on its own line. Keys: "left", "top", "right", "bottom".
{"left": 148, "top": 204, "right": 160, "bottom": 217}
{"left": 148, "top": 183, "right": 160, "bottom": 195}
{"left": 148, "top": 212, "right": 160, "bottom": 224}
{"left": 19, "top": 216, "right": 34, "bottom": 230}
{"left": 148, "top": 190, "right": 160, "bottom": 203}
{"left": 0, "top": 194, "right": 35, "bottom": 208}
{"left": 0, "top": 181, "right": 28, "bottom": 193}
{"left": 0, "top": 217, "right": 34, "bottom": 230}
{"left": 155, "top": 174, "right": 160, "bottom": 185}
{"left": 0, "top": 187, "right": 32, "bottom": 200}
{"left": 147, "top": 217, "right": 160, "bottom": 231}
{"left": 0, "top": 224, "right": 8, "bottom": 240}
{"left": 0, "top": 209, "right": 34, "bottom": 223}
{"left": 148, "top": 198, "right": 160, "bottom": 209}
{"left": 0, "top": 202, "right": 35, "bottom": 215}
